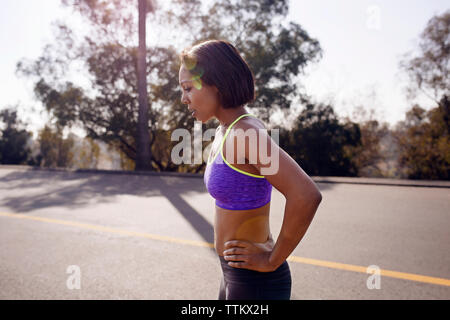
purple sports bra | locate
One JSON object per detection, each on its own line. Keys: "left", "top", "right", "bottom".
{"left": 204, "top": 114, "right": 272, "bottom": 210}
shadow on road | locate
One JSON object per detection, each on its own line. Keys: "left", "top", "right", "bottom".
{"left": 0, "top": 168, "right": 335, "bottom": 248}
{"left": 0, "top": 169, "right": 215, "bottom": 247}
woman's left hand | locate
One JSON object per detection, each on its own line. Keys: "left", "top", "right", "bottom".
{"left": 223, "top": 239, "right": 277, "bottom": 272}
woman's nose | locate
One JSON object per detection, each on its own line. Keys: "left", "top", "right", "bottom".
{"left": 181, "top": 92, "right": 189, "bottom": 105}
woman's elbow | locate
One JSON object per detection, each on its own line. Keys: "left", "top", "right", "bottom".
{"left": 309, "top": 189, "right": 322, "bottom": 209}
{"left": 288, "top": 187, "right": 322, "bottom": 207}
{"left": 305, "top": 182, "right": 322, "bottom": 205}
{"left": 315, "top": 190, "right": 322, "bottom": 205}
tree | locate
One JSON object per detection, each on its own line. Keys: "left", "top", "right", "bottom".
{"left": 17, "top": 0, "right": 322, "bottom": 172}
{"left": 399, "top": 10, "right": 449, "bottom": 106}
{"left": 0, "top": 108, "right": 33, "bottom": 165}
{"left": 171, "top": 0, "right": 322, "bottom": 123}
{"left": 135, "top": 0, "right": 153, "bottom": 170}
{"left": 342, "top": 106, "right": 390, "bottom": 177}
{"left": 37, "top": 125, "right": 75, "bottom": 168}
{"left": 394, "top": 96, "right": 450, "bottom": 180}
{"left": 71, "top": 135, "right": 101, "bottom": 169}
{"left": 396, "top": 10, "right": 449, "bottom": 180}
{"left": 17, "top": 0, "right": 175, "bottom": 171}
{"left": 279, "top": 102, "right": 361, "bottom": 177}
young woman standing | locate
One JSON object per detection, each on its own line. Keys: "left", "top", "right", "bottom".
{"left": 178, "top": 40, "right": 322, "bottom": 300}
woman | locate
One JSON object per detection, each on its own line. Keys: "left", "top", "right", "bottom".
{"left": 178, "top": 40, "right": 322, "bottom": 300}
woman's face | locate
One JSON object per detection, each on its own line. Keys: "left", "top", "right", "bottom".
{"left": 179, "top": 65, "right": 221, "bottom": 123}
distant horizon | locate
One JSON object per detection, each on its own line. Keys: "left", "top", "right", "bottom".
{"left": 1, "top": 0, "right": 448, "bottom": 138}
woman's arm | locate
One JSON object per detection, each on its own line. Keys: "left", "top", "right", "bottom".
{"left": 269, "top": 188, "right": 321, "bottom": 269}
{"left": 223, "top": 123, "right": 322, "bottom": 272}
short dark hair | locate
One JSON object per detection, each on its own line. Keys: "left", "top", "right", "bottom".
{"left": 179, "top": 40, "right": 255, "bottom": 109}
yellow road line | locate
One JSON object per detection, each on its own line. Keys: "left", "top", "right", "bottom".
{"left": 1, "top": 211, "right": 449, "bottom": 287}
{"left": 0, "top": 212, "right": 213, "bottom": 249}
{"left": 286, "top": 256, "right": 450, "bottom": 287}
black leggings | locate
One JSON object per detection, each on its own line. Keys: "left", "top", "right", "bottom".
{"left": 218, "top": 256, "right": 291, "bottom": 300}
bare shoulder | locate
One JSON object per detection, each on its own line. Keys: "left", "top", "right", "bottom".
{"left": 228, "top": 116, "right": 269, "bottom": 154}
{"left": 233, "top": 116, "right": 321, "bottom": 202}
{"left": 225, "top": 116, "right": 267, "bottom": 146}
{"left": 235, "top": 116, "right": 267, "bottom": 131}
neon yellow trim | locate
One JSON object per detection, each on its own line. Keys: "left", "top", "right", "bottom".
{"left": 219, "top": 113, "right": 265, "bottom": 178}
{"left": 221, "top": 154, "right": 265, "bottom": 178}
{"left": 208, "top": 113, "right": 255, "bottom": 165}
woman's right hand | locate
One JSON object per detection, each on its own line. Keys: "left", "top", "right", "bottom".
{"left": 222, "top": 233, "right": 278, "bottom": 272}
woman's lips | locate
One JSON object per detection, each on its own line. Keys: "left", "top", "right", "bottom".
{"left": 188, "top": 106, "right": 197, "bottom": 118}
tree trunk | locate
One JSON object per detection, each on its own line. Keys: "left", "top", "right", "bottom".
{"left": 136, "top": 0, "right": 152, "bottom": 171}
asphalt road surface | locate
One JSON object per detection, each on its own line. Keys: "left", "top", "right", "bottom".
{"left": 0, "top": 166, "right": 449, "bottom": 299}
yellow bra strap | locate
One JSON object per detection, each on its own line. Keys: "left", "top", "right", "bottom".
{"left": 218, "top": 114, "right": 265, "bottom": 178}
{"left": 207, "top": 113, "right": 257, "bottom": 165}
{"left": 220, "top": 113, "right": 256, "bottom": 148}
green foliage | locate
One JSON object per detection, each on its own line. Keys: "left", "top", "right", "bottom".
{"left": 279, "top": 102, "right": 361, "bottom": 176}
{"left": 17, "top": 0, "right": 322, "bottom": 172}
{"left": 394, "top": 95, "right": 450, "bottom": 180}
{"left": 397, "top": 10, "right": 450, "bottom": 180}
{"left": 175, "top": 0, "right": 322, "bottom": 122}
{"left": 342, "top": 107, "right": 390, "bottom": 178}
{"left": 399, "top": 10, "right": 449, "bottom": 105}
{"left": 72, "top": 136, "right": 101, "bottom": 169}
{"left": 37, "top": 125, "right": 75, "bottom": 168}
{"left": 0, "top": 108, "right": 33, "bottom": 165}
{"left": 12, "top": 3, "right": 448, "bottom": 180}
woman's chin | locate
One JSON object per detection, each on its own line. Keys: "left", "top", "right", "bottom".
{"left": 193, "top": 112, "right": 211, "bottom": 123}
{"left": 193, "top": 113, "right": 206, "bottom": 123}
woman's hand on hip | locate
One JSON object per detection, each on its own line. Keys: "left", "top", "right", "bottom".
{"left": 222, "top": 238, "right": 278, "bottom": 272}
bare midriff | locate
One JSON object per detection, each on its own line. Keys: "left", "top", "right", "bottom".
{"left": 214, "top": 201, "right": 271, "bottom": 256}
{"left": 212, "top": 117, "right": 272, "bottom": 256}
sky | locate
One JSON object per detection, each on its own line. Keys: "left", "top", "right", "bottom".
{"left": 287, "top": 0, "right": 448, "bottom": 126}
{"left": 0, "top": 0, "right": 448, "bottom": 137}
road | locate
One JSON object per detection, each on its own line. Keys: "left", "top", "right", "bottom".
{"left": 0, "top": 166, "right": 449, "bottom": 299}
